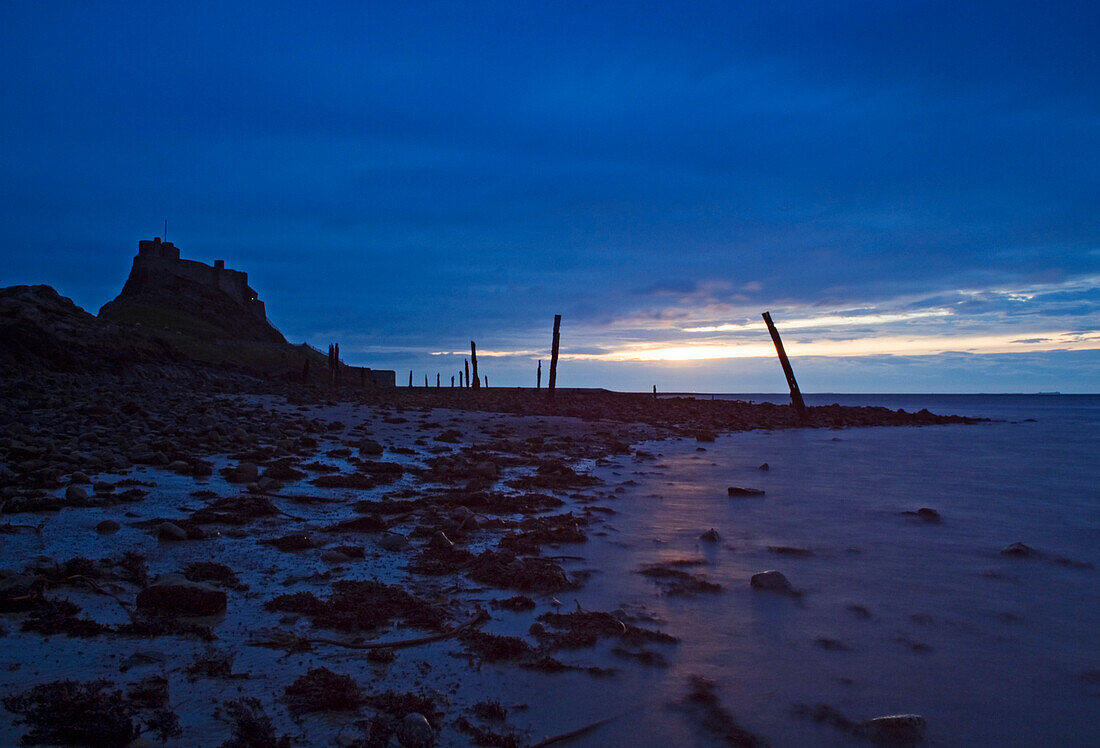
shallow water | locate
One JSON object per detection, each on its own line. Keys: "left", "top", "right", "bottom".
{"left": 565, "top": 394, "right": 1100, "bottom": 745}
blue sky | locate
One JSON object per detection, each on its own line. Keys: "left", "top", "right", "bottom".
{"left": 2, "top": 1, "right": 1098, "bottom": 391}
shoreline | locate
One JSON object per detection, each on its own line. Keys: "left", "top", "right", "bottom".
{"left": 0, "top": 368, "right": 986, "bottom": 746}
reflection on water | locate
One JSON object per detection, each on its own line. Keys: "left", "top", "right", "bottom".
{"left": 568, "top": 395, "right": 1100, "bottom": 746}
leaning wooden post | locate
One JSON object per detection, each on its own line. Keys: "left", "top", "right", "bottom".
{"left": 762, "top": 311, "right": 807, "bottom": 421}
{"left": 547, "top": 314, "right": 561, "bottom": 399}
{"left": 470, "top": 341, "right": 480, "bottom": 389}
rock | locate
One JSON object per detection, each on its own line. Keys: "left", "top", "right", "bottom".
{"left": 65, "top": 485, "right": 89, "bottom": 502}
{"left": 472, "top": 461, "right": 499, "bottom": 480}
{"left": 358, "top": 438, "right": 384, "bottom": 456}
{"left": 861, "top": 714, "right": 926, "bottom": 744}
{"left": 157, "top": 521, "right": 189, "bottom": 542}
{"left": 70, "top": 471, "right": 91, "bottom": 484}
{"left": 321, "top": 550, "right": 353, "bottom": 564}
{"left": 757, "top": 462, "right": 770, "bottom": 471}
{"left": 136, "top": 574, "right": 227, "bottom": 617}
{"left": 396, "top": 712, "right": 434, "bottom": 747}
{"left": 225, "top": 462, "right": 259, "bottom": 483}
{"left": 93, "top": 481, "right": 114, "bottom": 495}
{"left": 728, "top": 486, "right": 765, "bottom": 497}
{"left": 915, "top": 507, "right": 940, "bottom": 522}
{"left": 428, "top": 530, "right": 454, "bottom": 552}
{"left": 695, "top": 430, "right": 716, "bottom": 442}
{"left": 750, "top": 570, "right": 794, "bottom": 593}
{"left": 378, "top": 533, "right": 408, "bottom": 551}
{"left": 1001, "top": 541, "right": 1040, "bottom": 558}
{"left": 96, "top": 519, "right": 121, "bottom": 534}
{"left": 699, "top": 528, "right": 720, "bottom": 542}
{"left": 167, "top": 460, "right": 190, "bottom": 474}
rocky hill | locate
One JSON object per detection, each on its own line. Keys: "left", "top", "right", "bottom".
{"left": 0, "top": 285, "right": 179, "bottom": 373}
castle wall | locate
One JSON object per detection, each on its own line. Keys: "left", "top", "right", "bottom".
{"left": 131, "top": 239, "right": 267, "bottom": 322}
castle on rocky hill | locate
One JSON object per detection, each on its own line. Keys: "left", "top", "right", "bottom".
{"left": 126, "top": 237, "right": 269, "bottom": 323}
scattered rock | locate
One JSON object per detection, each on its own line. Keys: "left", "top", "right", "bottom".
{"left": 699, "top": 528, "right": 720, "bottom": 542}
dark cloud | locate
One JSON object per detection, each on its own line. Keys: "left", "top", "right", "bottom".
{"left": 0, "top": 1, "right": 1097, "bottom": 390}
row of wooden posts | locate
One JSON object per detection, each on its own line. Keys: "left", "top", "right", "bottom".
{"left": 325, "top": 311, "right": 805, "bottom": 419}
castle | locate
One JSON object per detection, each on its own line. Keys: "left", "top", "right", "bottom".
{"left": 126, "top": 237, "right": 269, "bottom": 323}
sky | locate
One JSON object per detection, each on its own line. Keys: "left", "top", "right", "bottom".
{"left": 1, "top": 1, "right": 1098, "bottom": 392}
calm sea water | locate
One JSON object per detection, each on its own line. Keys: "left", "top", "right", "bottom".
{"left": 551, "top": 394, "right": 1100, "bottom": 746}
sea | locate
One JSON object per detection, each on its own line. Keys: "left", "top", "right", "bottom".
{"left": 545, "top": 393, "right": 1100, "bottom": 746}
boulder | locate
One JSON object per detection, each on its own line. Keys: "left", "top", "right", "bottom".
{"left": 70, "top": 471, "right": 91, "bottom": 484}
{"left": 860, "top": 714, "right": 926, "bottom": 744}
{"left": 157, "top": 521, "right": 189, "bottom": 542}
{"left": 728, "top": 486, "right": 765, "bottom": 497}
{"left": 358, "top": 438, "right": 384, "bottom": 456}
{"left": 378, "top": 533, "right": 408, "bottom": 551}
{"left": 1001, "top": 541, "right": 1040, "bottom": 558}
{"left": 96, "top": 519, "right": 121, "bottom": 534}
{"left": 915, "top": 507, "right": 940, "bottom": 522}
{"left": 699, "top": 528, "right": 720, "bottom": 542}
{"left": 396, "top": 712, "right": 434, "bottom": 748}
{"left": 64, "top": 485, "right": 89, "bottom": 502}
{"left": 136, "top": 574, "right": 227, "bottom": 617}
{"left": 321, "top": 550, "right": 353, "bottom": 564}
{"left": 750, "top": 570, "right": 794, "bottom": 593}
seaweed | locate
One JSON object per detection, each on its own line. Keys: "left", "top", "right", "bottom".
{"left": 284, "top": 667, "right": 363, "bottom": 713}
{"left": 216, "top": 698, "right": 293, "bottom": 748}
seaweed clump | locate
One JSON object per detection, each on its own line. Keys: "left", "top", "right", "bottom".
{"left": 265, "top": 579, "right": 449, "bottom": 633}
{"left": 284, "top": 667, "right": 364, "bottom": 713}
{"left": 216, "top": 698, "right": 292, "bottom": 748}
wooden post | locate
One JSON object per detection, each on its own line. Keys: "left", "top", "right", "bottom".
{"left": 537, "top": 360, "right": 542, "bottom": 389}
{"left": 653, "top": 384, "right": 657, "bottom": 399}
{"left": 464, "top": 360, "right": 470, "bottom": 389}
{"left": 451, "top": 375, "right": 455, "bottom": 387}
{"left": 334, "top": 343, "right": 340, "bottom": 385}
{"left": 409, "top": 370, "right": 413, "bottom": 388}
{"left": 762, "top": 311, "right": 807, "bottom": 421}
{"left": 547, "top": 314, "right": 561, "bottom": 399}
{"left": 424, "top": 374, "right": 428, "bottom": 387}
{"left": 437, "top": 373, "right": 440, "bottom": 387}
{"left": 470, "top": 341, "right": 480, "bottom": 389}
